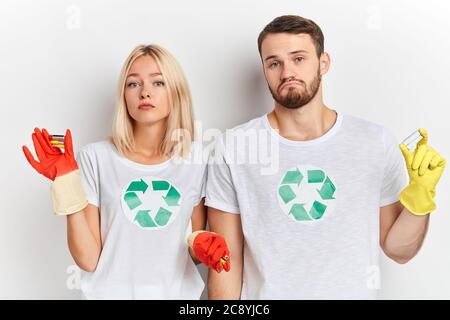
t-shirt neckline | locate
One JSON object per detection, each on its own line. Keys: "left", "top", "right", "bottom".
{"left": 107, "top": 140, "right": 173, "bottom": 171}
{"left": 262, "top": 110, "right": 343, "bottom": 147}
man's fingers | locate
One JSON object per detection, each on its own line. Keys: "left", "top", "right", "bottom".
{"left": 412, "top": 145, "right": 428, "bottom": 170}
{"left": 399, "top": 144, "right": 413, "bottom": 167}
{"left": 417, "top": 128, "right": 428, "bottom": 147}
{"left": 439, "top": 157, "right": 447, "bottom": 168}
{"left": 431, "top": 154, "right": 446, "bottom": 169}
{"left": 429, "top": 154, "right": 440, "bottom": 169}
{"left": 419, "top": 150, "right": 434, "bottom": 176}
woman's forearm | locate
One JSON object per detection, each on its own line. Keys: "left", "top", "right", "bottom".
{"left": 67, "top": 210, "right": 101, "bottom": 272}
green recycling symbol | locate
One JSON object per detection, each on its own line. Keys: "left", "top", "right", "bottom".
{"left": 121, "top": 176, "right": 182, "bottom": 230}
{"left": 277, "top": 165, "right": 337, "bottom": 222}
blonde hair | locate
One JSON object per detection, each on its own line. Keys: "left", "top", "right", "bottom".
{"left": 111, "top": 44, "right": 195, "bottom": 158}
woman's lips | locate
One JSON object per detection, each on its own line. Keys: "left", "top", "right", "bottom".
{"left": 138, "top": 103, "right": 155, "bottom": 110}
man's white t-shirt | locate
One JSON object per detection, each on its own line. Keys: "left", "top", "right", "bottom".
{"left": 76, "top": 140, "right": 207, "bottom": 299}
{"left": 206, "top": 111, "right": 408, "bottom": 299}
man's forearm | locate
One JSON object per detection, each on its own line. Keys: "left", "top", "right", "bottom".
{"left": 207, "top": 249, "right": 243, "bottom": 300}
{"left": 383, "top": 207, "right": 430, "bottom": 263}
{"left": 208, "top": 267, "right": 242, "bottom": 299}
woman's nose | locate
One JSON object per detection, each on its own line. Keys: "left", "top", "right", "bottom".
{"left": 140, "top": 91, "right": 151, "bottom": 99}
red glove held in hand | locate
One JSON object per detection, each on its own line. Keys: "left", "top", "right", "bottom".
{"left": 191, "top": 231, "right": 231, "bottom": 273}
{"left": 22, "top": 128, "right": 78, "bottom": 181}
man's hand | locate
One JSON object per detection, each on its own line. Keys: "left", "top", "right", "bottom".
{"left": 399, "top": 128, "right": 446, "bottom": 215}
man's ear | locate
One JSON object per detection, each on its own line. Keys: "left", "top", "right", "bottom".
{"left": 319, "top": 52, "right": 331, "bottom": 75}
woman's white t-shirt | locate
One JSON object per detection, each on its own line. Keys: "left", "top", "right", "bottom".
{"left": 76, "top": 140, "right": 207, "bottom": 299}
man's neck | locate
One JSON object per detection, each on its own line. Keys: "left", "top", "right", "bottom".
{"left": 267, "top": 97, "right": 337, "bottom": 142}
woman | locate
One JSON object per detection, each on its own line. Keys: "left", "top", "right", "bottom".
{"left": 22, "top": 44, "right": 230, "bottom": 299}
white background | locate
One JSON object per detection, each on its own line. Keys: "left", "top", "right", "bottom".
{"left": 1, "top": 0, "right": 449, "bottom": 299}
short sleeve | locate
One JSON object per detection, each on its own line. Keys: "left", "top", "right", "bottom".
{"left": 380, "top": 127, "right": 409, "bottom": 207}
{"left": 196, "top": 164, "right": 208, "bottom": 206}
{"left": 205, "top": 135, "right": 240, "bottom": 214}
{"left": 76, "top": 147, "right": 100, "bottom": 208}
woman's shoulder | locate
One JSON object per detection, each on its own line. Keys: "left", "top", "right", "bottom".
{"left": 173, "top": 139, "right": 209, "bottom": 166}
{"left": 78, "top": 139, "right": 113, "bottom": 157}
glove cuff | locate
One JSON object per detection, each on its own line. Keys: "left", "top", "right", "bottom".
{"left": 187, "top": 230, "right": 209, "bottom": 249}
{"left": 51, "top": 169, "right": 88, "bottom": 216}
{"left": 400, "top": 182, "right": 436, "bottom": 216}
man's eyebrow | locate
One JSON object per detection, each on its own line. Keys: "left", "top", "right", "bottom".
{"left": 264, "top": 50, "right": 309, "bottom": 62}
{"left": 126, "top": 72, "right": 162, "bottom": 78}
{"left": 289, "top": 50, "right": 308, "bottom": 55}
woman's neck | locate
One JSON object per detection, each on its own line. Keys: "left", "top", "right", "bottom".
{"left": 126, "top": 120, "right": 170, "bottom": 165}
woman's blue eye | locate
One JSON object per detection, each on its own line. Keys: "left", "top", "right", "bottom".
{"left": 127, "top": 82, "right": 140, "bottom": 88}
{"left": 154, "top": 81, "right": 165, "bottom": 87}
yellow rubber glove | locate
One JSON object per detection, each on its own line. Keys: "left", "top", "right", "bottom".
{"left": 399, "top": 128, "right": 446, "bottom": 215}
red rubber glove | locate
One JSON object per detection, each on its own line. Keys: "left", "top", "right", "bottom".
{"left": 22, "top": 128, "right": 78, "bottom": 181}
{"left": 192, "top": 231, "right": 231, "bottom": 273}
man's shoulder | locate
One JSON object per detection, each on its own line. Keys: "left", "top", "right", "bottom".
{"left": 341, "top": 112, "right": 401, "bottom": 149}
{"left": 228, "top": 114, "right": 266, "bottom": 132}
{"left": 211, "top": 114, "right": 267, "bottom": 159}
{"left": 342, "top": 112, "right": 385, "bottom": 135}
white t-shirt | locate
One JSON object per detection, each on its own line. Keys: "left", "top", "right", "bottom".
{"left": 76, "top": 140, "right": 207, "bottom": 299}
{"left": 205, "top": 111, "right": 408, "bottom": 299}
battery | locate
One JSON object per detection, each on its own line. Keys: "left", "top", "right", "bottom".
{"left": 402, "top": 130, "right": 422, "bottom": 152}
{"left": 50, "top": 134, "right": 65, "bottom": 149}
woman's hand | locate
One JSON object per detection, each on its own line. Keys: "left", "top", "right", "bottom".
{"left": 188, "top": 231, "right": 231, "bottom": 273}
{"left": 22, "top": 128, "right": 78, "bottom": 180}
{"left": 22, "top": 128, "right": 87, "bottom": 216}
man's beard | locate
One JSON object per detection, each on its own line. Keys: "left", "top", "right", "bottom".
{"left": 269, "top": 70, "right": 321, "bottom": 109}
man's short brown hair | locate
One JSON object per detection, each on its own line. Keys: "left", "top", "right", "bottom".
{"left": 257, "top": 15, "right": 324, "bottom": 58}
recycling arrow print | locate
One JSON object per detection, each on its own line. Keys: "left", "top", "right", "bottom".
{"left": 134, "top": 210, "right": 157, "bottom": 228}
{"left": 307, "top": 170, "right": 325, "bottom": 183}
{"left": 127, "top": 179, "right": 149, "bottom": 193}
{"left": 154, "top": 207, "right": 172, "bottom": 226}
{"left": 279, "top": 168, "right": 304, "bottom": 204}
{"left": 289, "top": 201, "right": 327, "bottom": 221}
{"left": 134, "top": 208, "right": 173, "bottom": 228}
{"left": 317, "top": 176, "right": 336, "bottom": 200}
{"left": 121, "top": 176, "right": 182, "bottom": 230}
{"left": 152, "top": 180, "right": 170, "bottom": 191}
{"left": 163, "top": 186, "right": 181, "bottom": 206}
{"left": 279, "top": 185, "right": 296, "bottom": 204}
{"left": 307, "top": 170, "right": 336, "bottom": 200}
{"left": 124, "top": 179, "right": 149, "bottom": 210}
{"left": 277, "top": 165, "right": 337, "bottom": 222}
{"left": 281, "top": 167, "right": 303, "bottom": 185}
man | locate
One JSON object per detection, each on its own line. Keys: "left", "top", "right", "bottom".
{"left": 205, "top": 15, "right": 446, "bottom": 299}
